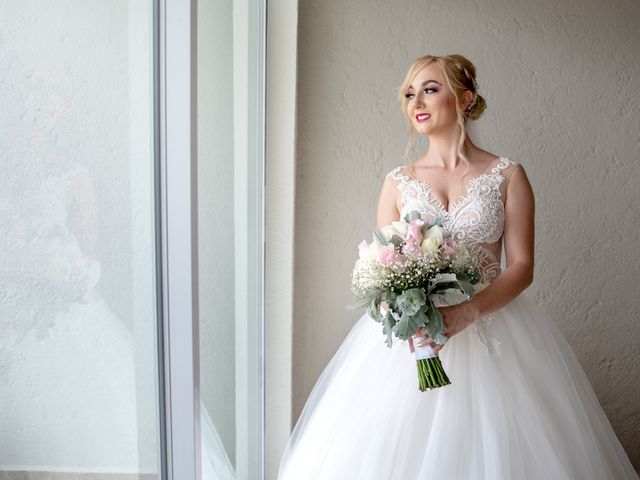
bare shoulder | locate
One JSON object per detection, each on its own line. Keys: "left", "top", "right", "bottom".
{"left": 502, "top": 159, "right": 535, "bottom": 271}
{"left": 506, "top": 161, "right": 532, "bottom": 190}
{"left": 377, "top": 165, "right": 404, "bottom": 228}
{"left": 504, "top": 161, "right": 535, "bottom": 211}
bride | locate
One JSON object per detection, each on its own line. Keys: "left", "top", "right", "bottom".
{"left": 276, "top": 54, "right": 639, "bottom": 479}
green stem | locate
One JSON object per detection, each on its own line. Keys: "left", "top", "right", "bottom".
{"left": 416, "top": 357, "right": 451, "bottom": 391}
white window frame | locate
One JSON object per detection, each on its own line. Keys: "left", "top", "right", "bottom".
{"left": 155, "top": 0, "right": 266, "bottom": 479}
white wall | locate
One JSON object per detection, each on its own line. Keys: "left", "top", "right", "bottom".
{"left": 292, "top": 0, "right": 640, "bottom": 470}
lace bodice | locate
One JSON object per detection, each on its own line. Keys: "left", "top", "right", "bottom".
{"left": 386, "top": 156, "right": 520, "bottom": 285}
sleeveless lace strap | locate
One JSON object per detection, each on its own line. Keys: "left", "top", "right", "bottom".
{"left": 386, "top": 165, "right": 409, "bottom": 183}
{"left": 387, "top": 157, "right": 519, "bottom": 183}
{"left": 489, "top": 157, "right": 519, "bottom": 175}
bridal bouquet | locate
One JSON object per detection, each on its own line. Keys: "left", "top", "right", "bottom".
{"left": 346, "top": 210, "right": 482, "bottom": 391}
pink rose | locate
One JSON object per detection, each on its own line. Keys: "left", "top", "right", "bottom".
{"left": 402, "top": 220, "right": 424, "bottom": 260}
{"left": 442, "top": 238, "right": 457, "bottom": 257}
{"left": 405, "top": 220, "right": 424, "bottom": 245}
{"left": 378, "top": 244, "right": 401, "bottom": 266}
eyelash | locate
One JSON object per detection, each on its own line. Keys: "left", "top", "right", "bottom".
{"left": 405, "top": 88, "right": 437, "bottom": 100}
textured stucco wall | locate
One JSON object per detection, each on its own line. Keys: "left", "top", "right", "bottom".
{"left": 293, "top": 0, "right": 640, "bottom": 469}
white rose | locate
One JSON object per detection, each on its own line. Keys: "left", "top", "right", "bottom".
{"left": 421, "top": 237, "right": 440, "bottom": 255}
{"left": 423, "top": 224, "right": 443, "bottom": 243}
{"left": 391, "top": 220, "right": 408, "bottom": 237}
{"left": 369, "top": 238, "right": 386, "bottom": 255}
{"left": 380, "top": 224, "right": 403, "bottom": 240}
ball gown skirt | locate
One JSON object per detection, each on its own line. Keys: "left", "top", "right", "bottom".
{"left": 277, "top": 286, "right": 639, "bottom": 480}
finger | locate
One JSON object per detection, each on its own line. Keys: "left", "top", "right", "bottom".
{"left": 418, "top": 338, "right": 438, "bottom": 348}
{"left": 416, "top": 331, "right": 432, "bottom": 341}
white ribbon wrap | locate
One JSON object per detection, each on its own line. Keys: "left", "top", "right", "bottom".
{"left": 413, "top": 335, "right": 438, "bottom": 359}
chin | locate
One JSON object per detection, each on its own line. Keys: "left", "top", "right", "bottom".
{"left": 415, "top": 125, "right": 432, "bottom": 135}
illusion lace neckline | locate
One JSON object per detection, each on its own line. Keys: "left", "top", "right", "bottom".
{"left": 396, "top": 156, "right": 510, "bottom": 217}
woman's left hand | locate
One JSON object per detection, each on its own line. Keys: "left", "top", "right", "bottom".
{"left": 416, "top": 301, "right": 480, "bottom": 351}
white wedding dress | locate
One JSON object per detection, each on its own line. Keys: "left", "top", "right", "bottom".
{"left": 277, "top": 157, "right": 639, "bottom": 479}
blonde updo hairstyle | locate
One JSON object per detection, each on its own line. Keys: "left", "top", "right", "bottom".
{"left": 398, "top": 54, "right": 487, "bottom": 172}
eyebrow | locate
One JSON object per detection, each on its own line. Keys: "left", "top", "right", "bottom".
{"left": 407, "top": 80, "right": 442, "bottom": 90}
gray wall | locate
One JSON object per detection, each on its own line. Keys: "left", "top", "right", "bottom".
{"left": 293, "top": 0, "right": 640, "bottom": 469}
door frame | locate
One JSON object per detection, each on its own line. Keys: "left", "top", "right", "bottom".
{"left": 155, "top": 0, "right": 266, "bottom": 478}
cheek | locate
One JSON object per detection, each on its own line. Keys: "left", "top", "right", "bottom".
{"left": 434, "top": 95, "right": 452, "bottom": 110}
{"left": 431, "top": 97, "right": 457, "bottom": 119}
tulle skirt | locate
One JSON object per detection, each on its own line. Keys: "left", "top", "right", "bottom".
{"left": 277, "top": 290, "right": 639, "bottom": 480}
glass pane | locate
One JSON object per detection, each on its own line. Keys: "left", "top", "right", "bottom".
{"left": 197, "top": 0, "right": 237, "bottom": 477}
{"left": 0, "top": 1, "right": 162, "bottom": 478}
{"left": 197, "top": 0, "right": 265, "bottom": 478}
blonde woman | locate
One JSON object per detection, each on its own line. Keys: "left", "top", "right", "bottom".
{"left": 277, "top": 54, "right": 639, "bottom": 479}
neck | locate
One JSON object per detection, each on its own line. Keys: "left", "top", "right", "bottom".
{"left": 418, "top": 127, "right": 477, "bottom": 170}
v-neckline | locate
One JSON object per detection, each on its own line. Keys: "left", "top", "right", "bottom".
{"left": 403, "top": 156, "right": 506, "bottom": 216}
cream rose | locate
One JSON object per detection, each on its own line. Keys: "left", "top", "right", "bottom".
{"left": 369, "top": 238, "right": 386, "bottom": 256}
{"left": 380, "top": 224, "right": 404, "bottom": 241}
{"left": 423, "top": 224, "right": 444, "bottom": 243}
{"left": 390, "top": 220, "right": 408, "bottom": 237}
{"left": 421, "top": 237, "right": 440, "bottom": 255}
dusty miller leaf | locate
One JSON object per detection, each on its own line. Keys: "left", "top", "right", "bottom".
{"left": 396, "top": 287, "right": 426, "bottom": 316}
{"left": 424, "top": 302, "right": 448, "bottom": 344}
{"left": 393, "top": 306, "right": 429, "bottom": 341}
{"left": 404, "top": 210, "right": 422, "bottom": 223}
{"left": 373, "top": 229, "right": 388, "bottom": 246}
{"left": 367, "top": 296, "right": 382, "bottom": 322}
{"left": 382, "top": 310, "right": 395, "bottom": 348}
{"left": 388, "top": 235, "right": 404, "bottom": 249}
{"left": 346, "top": 291, "right": 380, "bottom": 310}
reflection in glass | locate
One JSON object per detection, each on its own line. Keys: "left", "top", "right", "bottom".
{"left": 201, "top": 403, "right": 236, "bottom": 479}
{"left": 0, "top": 1, "right": 161, "bottom": 477}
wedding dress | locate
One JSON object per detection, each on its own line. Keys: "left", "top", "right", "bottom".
{"left": 277, "top": 156, "right": 639, "bottom": 479}
{"left": 0, "top": 165, "right": 235, "bottom": 479}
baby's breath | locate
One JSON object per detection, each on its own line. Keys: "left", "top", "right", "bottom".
{"left": 350, "top": 243, "right": 480, "bottom": 298}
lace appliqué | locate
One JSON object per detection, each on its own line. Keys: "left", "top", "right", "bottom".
{"left": 475, "top": 313, "right": 502, "bottom": 357}
{"left": 387, "top": 157, "right": 518, "bottom": 283}
{"left": 387, "top": 157, "right": 518, "bottom": 248}
{"left": 466, "top": 244, "right": 501, "bottom": 285}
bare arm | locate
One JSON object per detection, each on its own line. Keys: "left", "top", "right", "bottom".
{"left": 376, "top": 176, "right": 401, "bottom": 228}
{"left": 375, "top": 175, "right": 402, "bottom": 312}
{"left": 467, "top": 164, "right": 535, "bottom": 318}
